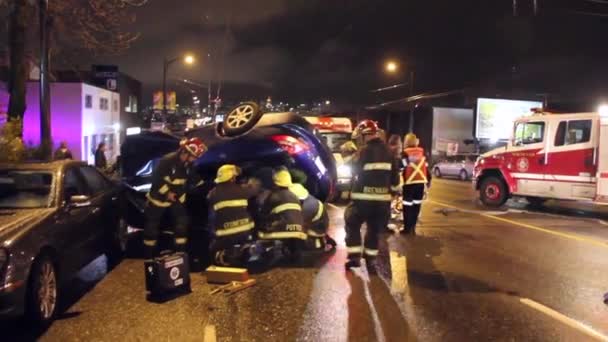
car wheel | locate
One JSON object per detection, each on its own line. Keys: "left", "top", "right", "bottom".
{"left": 479, "top": 176, "right": 508, "bottom": 207}
{"left": 459, "top": 169, "right": 468, "bottom": 181}
{"left": 222, "top": 102, "right": 263, "bottom": 136}
{"left": 433, "top": 167, "right": 441, "bottom": 177}
{"left": 526, "top": 196, "right": 546, "bottom": 207}
{"left": 26, "top": 255, "right": 58, "bottom": 326}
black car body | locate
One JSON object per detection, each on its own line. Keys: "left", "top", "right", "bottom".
{"left": 0, "top": 161, "right": 125, "bottom": 324}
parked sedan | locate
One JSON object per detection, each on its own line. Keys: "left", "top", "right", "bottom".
{"left": 0, "top": 161, "right": 126, "bottom": 325}
{"left": 432, "top": 155, "right": 477, "bottom": 181}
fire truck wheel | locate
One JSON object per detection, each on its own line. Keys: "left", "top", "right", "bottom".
{"left": 479, "top": 176, "right": 508, "bottom": 207}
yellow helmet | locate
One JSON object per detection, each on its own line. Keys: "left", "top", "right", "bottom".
{"left": 215, "top": 164, "right": 241, "bottom": 184}
{"left": 404, "top": 133, "right": 419, "bottom": 147}
{"left": 273, "top": 168, "right": 293, "bottom": 188}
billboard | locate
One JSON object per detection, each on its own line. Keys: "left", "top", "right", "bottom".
{"left": 153, "top": 91, "right": 176, "bottom": 111}
{"left": 92, "top": 65, "right": 119, "bottom": 91}
{"left": 475, "top": 98, "right": 543, "bottom": 140}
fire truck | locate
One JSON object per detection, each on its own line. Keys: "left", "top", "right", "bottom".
{"left": 473, "top": 109, "right": 608, "bottom": 207}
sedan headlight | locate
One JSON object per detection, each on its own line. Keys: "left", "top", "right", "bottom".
{"left": 337, "top": 164, "right": 352, "bottom": 178}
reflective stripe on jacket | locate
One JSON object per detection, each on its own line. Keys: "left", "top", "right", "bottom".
{"left": 207, "top": 182, "right": 259, "bottom": 236}
{"left": 350, "top": 138, "right": 400, "bottom": 202}
{"left": 402, "top": 147, "right": 429, "bottom": 185}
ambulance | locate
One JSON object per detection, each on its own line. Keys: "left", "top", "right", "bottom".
{"left": 473, "top": 108, "right": 608, "bottom": 207}
{"left": 304, "top": 116, "right": 354, "bottom": 199}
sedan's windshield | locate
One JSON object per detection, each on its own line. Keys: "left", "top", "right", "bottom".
{"left": 0, "top": 170, "right": 53, "bottom": 208}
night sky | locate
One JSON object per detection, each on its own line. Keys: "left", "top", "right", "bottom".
{"left": 95, "top": 0, "right": 608, "bottom": 106}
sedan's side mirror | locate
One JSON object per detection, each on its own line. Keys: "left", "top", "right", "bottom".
{"left": 69, "top": 195, "right": 91, "bottom": 208}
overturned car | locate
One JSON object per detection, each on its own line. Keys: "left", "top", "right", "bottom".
{"left": 120, "top": 103, "right": 338, "bottom": 247}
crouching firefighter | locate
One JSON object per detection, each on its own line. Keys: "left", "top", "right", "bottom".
{"left": 345, "top": 120, "right": 400, "bottom": 273}
{"left": 259, "top": 168, "right": 307, "bottom": 259}
{"left": 401, "top": 133, "right": 431, "bottom": 235}
{"left": 143, "top": 138, "right": 207, "bottom": 260}
{"left": 288, "top": 170, "right": 336, "bottom": 251}
{"left": 207, "top": 164, "right": 260, "bottom": 266}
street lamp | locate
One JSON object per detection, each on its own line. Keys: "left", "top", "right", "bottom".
{"left": 385, "top": 60, "right": 398, "bottom": 74}
{"left": 162, "top": 54, "right": 195, "bottom": 116}
{"left": 384, "top": 59, "right": 415, "bottom": 132}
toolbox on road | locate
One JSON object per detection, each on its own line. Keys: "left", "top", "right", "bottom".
{"left": 145, "top": 252, "right": 191, "bottom": 296}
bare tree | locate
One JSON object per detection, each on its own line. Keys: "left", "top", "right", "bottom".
{"left": 3, "top": 0, "right": 146, "bottom": 130}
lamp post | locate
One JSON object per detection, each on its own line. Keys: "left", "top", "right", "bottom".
{"left": 162, "top": 54, "right": 194, "bottom": 117}
{"left": 385, "top": 60, "right": 415, "bottom": 132}
{"left": 39, "top": 0, "right": 52, "bottom": 159}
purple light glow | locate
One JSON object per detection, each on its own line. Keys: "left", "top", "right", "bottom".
{"left": 1, "top": 83, "right": 83, "bottom": 160}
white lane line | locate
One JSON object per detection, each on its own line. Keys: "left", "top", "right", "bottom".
{"left": 354, "top": 268, "right": 387, "bottom": 342}
{"left": 519, "top": 298, "right": 608, "bottom": 341}
{"left": 203, "top": 324, "right": 217, "bottom": 342}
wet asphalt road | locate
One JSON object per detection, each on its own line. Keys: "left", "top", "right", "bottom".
{"left": 4, "top": 178, "right": 608, "bottom": 341}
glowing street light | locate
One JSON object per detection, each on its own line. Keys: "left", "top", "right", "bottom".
{"left": 385, "top": 60, "right": 398, "bottom": 74}
{"left": 184, "top": 54, "right": 195, "bottom": 65}
{"left": 325, "top": 100, "right": 331, "bottom": 105}
{"left": 163, "top": 53, "right": 196, "bottom": 116}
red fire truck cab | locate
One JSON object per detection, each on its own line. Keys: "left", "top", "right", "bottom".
{"left": 473, "top": 110, "right": 608, "bottom": 207}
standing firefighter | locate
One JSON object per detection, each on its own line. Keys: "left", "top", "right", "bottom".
{"left": 401, "top": 133, "right": 431, "bottom": 235}
{"left": 345, "top": 120, "right": 400, "bottom": 272}
{"left": 143, "top": 138, "right": 207, "bottom": 260}
{"left": 207, "top": 164, "right": 260, "bottom": 266}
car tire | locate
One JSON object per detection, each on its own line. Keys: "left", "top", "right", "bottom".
{"left": 222, "top": 102, "right": 263, "bottom": 136}
{"left": 526, "top": 196, "right": 546, "bottom": 207}
{"left": 433, "top": 167, "right": 441, "bottom": 178}
{"left": 26, "top": 254, "right": 59, "bottom": 327}
{"left": 479, "top": 176, "right": 508, "bottom": 207}
{"left": 459, "top": 169, "right": 468, "bottom": 181}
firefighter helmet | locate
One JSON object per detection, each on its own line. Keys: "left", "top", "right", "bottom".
{"left": 352, "top": 120, "right": 379, "bottom": 140}
{"left": 180, "top": 137, "right": 207, "bottom": 158}
{"left": 404, "top": 133, "right": 419, "bottom": 147}
{"left": 273, "top": 168, "right": 293, "bottom": 188}
{"left": 215, "top": 164, "right": 241, "bottom": 184}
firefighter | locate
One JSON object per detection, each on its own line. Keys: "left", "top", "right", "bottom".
{"left": 143, "top": 137, "right": 207, "bottom": 260}
{"left": 288, "top": 170, "right": 336, "bottom": 251}
{"left": 401, "top": 133, "right": 431, "bottom": 235}
{"left": 340, "top": 141, "right": 358, "bottom": 164}
{"left": 258, "top": 168, "right": 307, "bottom": 258}
{"left": 207, "top": 164, "right": 260, "bottom": 266}
{"left": 345, "top": 120, "right": 400, "bottom": 272}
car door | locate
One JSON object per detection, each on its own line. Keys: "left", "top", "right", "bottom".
{"left": 78, "top": 166, "right": 119, "bottom": 256}
{"left": 55, "top": 166, "right": 97, "bottom": 275}
{"left": 545, "top": 118, "right": 597, "bottom": 199}
{"left": 507, "top": 120, "right": 548, "bottom": 195}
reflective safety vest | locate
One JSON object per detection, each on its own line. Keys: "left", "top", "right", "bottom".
{"left": 403, "top": 147, "right": 429, "bottom": 185}
{"left": 207, "top": 182, "right": 259, "bottom": 237}
{"left": 350, "top": 138, "right": 400, "bottom": 202}
{"left": 289, "top": 183, "right": 328, "bottom": 236}
{"left": 259, "top": 188, "right": 307, "bottom": 240}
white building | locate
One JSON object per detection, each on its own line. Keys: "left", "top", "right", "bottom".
{"left": 0, "top": 82, "right": 121, "bottom": 164}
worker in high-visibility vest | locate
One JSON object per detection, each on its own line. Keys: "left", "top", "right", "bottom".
{"left": 207, "top": 164, "right": 260, "bottom": 266}
{"left": 345, "top": 120, "right": 401, "bottom": 273}
{"left": 401, "top": 133, "right": 432, "bottom": 235}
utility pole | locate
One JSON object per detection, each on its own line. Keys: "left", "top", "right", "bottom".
{"left": 513, "top": 0, "right": 517, "bottom": 16}
{"left": 408, "top": 70, "right": 415, "bottom": 133}
{"left": 39, "top": 0, "right": 51, "bottom": 160}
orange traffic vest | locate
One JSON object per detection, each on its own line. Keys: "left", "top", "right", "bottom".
{"left": 403, "top": 147, "right": 428, "bottom": 185}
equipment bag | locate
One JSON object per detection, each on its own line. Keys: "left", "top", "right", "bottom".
{"left": 145, "top": 252, "right": 191, "bottom": 296}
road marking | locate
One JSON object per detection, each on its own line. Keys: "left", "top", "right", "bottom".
{"left": 354, "top": 268, "right": 387, "bottom": 342}
{"left": 203, "top": 325, "right": 217, "bottom": 342}
{"left": 519, "top": 298, "right": 608, "bottom": 341}
{"left": 428, "top": 200, "right": 608, "bottom": 250}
